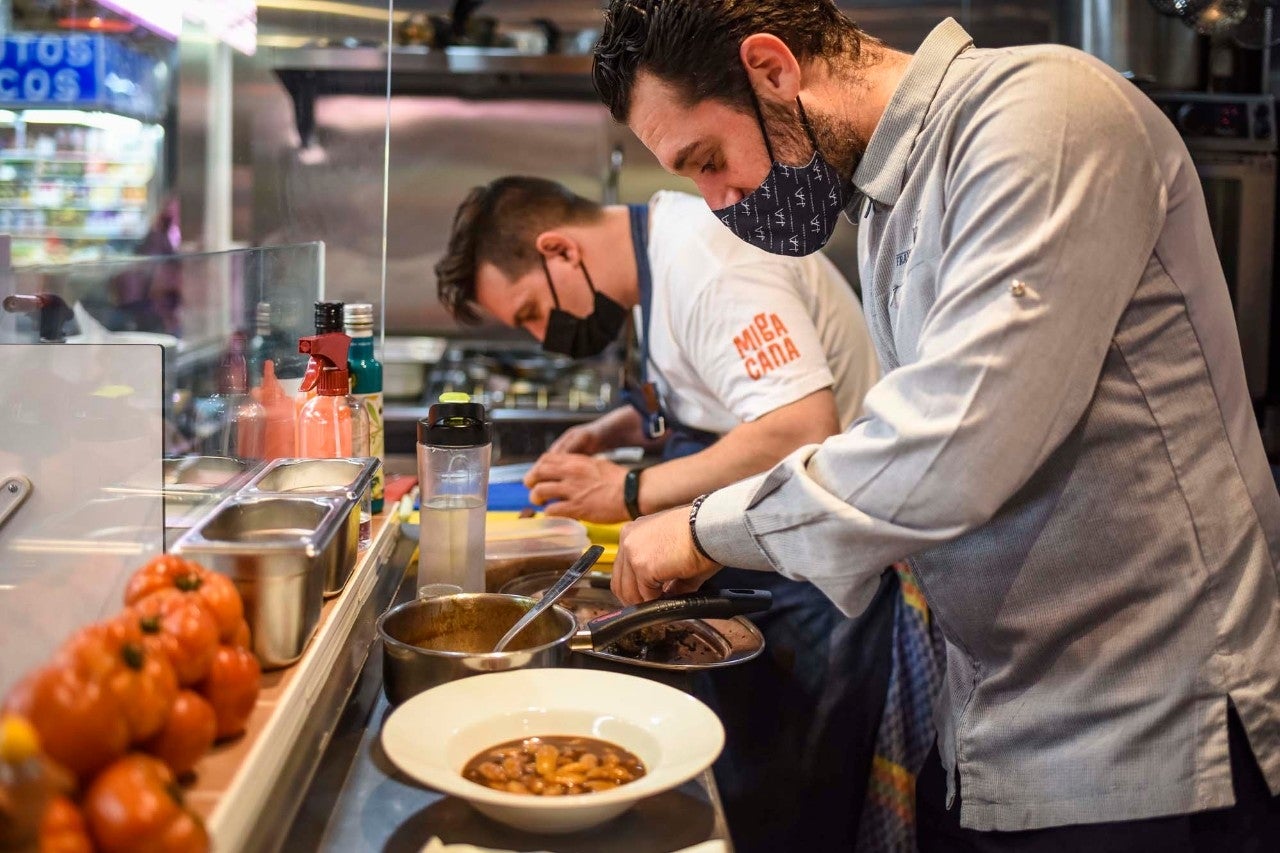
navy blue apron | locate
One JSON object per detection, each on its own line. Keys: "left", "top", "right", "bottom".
{"left": 625, "top": 203, "right": 895, "bottom": 850}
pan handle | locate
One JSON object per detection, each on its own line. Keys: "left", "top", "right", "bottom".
{"left": 582, "top": 589, "right": 772, "bottom": 649}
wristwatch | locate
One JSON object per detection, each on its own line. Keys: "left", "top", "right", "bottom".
{"left": 623, "top": 467, "right": 644, "bottom": 520}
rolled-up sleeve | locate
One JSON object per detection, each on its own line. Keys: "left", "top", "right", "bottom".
{"left": 696, "top": 53, "right": 1169, "bottom": 616}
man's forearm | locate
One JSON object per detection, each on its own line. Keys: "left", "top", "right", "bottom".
{"left": 637, "top": 390, "right": 839, "bottom": 513}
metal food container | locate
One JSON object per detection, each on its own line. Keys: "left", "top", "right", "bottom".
{"left": 162, "top": 456, "right": 259, "bottom": 533}
{"left": 173, "top": 494, "right": 350, "bottom": 669}
{"left": 377, "top": 588, "right": 771, "bottom": 705}
{"left": 241, "top": 457, "right": 377, "bottom": 595}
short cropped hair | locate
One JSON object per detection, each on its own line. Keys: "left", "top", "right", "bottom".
{"left": 436, "top": 177, "right": 604, "bottom": 324}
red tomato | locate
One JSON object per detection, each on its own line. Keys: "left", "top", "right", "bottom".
{"left": 132, "top": 590, "right": 220, "bottom": 687}
{"left": 83, "top": 754, "right": 209, "bottom": 853}
{"left": 141, "top": 690, "right": 217, "bottom": 778}
{"left": 38, "top": 796, "right": 94, "bottom": 853}
{"left": 124, "top": 555, "right": 245, "bottom": 643}
{"left": 197, "top": 645, "right": 260, "bottom": 741}
{"left": 3, "top": 664, "right": 129, "bottom": 782}
{"left": 58, "top": 617, "right": 178, "bottom": 743}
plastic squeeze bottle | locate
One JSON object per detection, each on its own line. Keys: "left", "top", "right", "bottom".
{"left": 294, "top": 301, "right": 345, "bottom": 422}
{"left": 257, "top": 359, "right": 297, "bottom": 460}
{"left": 296, "top": 333, "right": 369, "bottom": 458}
{"left": 344, "top": 303, "right": 385, "bottom": 514}
{"left": 297, "top": 333, "right": 373, "bottom": 546}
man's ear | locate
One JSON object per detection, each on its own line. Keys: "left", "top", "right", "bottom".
{"left": 534, "top": 231, "right": 582, "bottom": 265}
{"left": 740, "top": 33, "right": 803, "bottom": 103}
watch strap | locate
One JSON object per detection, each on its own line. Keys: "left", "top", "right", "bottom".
{"left": 623, "top": 467, "right": 644, "bottom": 520}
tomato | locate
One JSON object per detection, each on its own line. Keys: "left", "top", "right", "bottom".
{"left": 38, "top": 796, "right": 94, "bottom": 853}
{"left": 228, "top": 617, "right": 252, "bottom": 651}
{"left": 142, "top": 690, "right": 216, "bottom": 778}
{"left": 83, "top": 754, "right": 209, "bottom": 853}
{"left": 3, "top": 664, "right": 129, "bottom": 781}
{"left": 58, "top": 617, "right": 178, "bottom": 744}
{"left": 133, "top": 590, "right": 220, "bottom": 687}
{"left": 197, "top": 645, "right": 260, "bottom": 741}
{"left": 125, "top": 555, "right": 245, "bottom": 644}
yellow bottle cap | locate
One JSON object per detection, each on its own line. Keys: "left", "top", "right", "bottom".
{"left": 439, "top": 392, "right": 470, "bottom": 404}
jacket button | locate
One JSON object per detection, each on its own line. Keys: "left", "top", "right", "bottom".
{"left": 1010, "top": 280, "right": 1027, "bottom": 297}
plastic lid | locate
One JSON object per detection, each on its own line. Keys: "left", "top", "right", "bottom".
{"left": 316, "top": 364, "right": 349, "bottom": 396}
{"left": 254, "top": 301, "right": 272, "bottom": 334}
{"left": 258, "top": 359, "right": 287, "bottom": 402}
{"left": 418, "top": 398, "right": 490, "bottom": 447}
{"left": 485, "top": 517, "right": 589, "bottom": 559}
{"left": 314, "top": 301, "right": 344, "bottom": 333}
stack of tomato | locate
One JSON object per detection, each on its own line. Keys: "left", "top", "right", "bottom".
{"left": 0, "top": 555, "right": 262, "bottom": 853}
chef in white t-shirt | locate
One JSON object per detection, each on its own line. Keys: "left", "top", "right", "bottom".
{"left": 435, "top": 179, "right": 877, "bottom": 518}
{"left": 435, "top": 176, "right": 890, "bottom": 845}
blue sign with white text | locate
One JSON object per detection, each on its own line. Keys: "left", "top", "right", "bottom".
{"left": 0, "top": 34, "right": 100, "bottom": 105}
{"left": 0, "top": 33, "right": 162, "bottom": 119}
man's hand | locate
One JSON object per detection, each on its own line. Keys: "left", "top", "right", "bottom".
{"left": 611, "top": 505, "right": 720, "bottom": 605}
{"left": 525, "top": 454, "right": 630, "bottom": 523}
{"left": 545, "top": 422, "right": 606, "bottom": 456}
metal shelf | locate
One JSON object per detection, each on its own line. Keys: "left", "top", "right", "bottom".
{"left": 265, "top": 45, "right": 597, "bottom": 147}
{"left": 0, "top": 203, "right": 147, "bottom": 211}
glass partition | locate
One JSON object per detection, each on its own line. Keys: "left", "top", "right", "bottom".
{"left": 0, "top": 341, "right": 165, "bottom": 696}
{"left": 3, "top": 241, "right": 325, "bottom": 456}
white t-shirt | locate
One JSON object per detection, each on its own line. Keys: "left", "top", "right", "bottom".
{"left": 642, "top": 191, "right": 879, "bottom": 436}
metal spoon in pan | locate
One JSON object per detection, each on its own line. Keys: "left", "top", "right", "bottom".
{"left": 491, "top": 544, "right": 605, "bottom": 652}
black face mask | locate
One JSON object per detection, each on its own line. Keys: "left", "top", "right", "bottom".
{"left": 539, "top": 257, "right": 628, "bottom": 359}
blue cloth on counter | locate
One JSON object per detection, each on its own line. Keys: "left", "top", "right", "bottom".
{"left": 487, "top": 481, "right": 535, "bottom": 512}
{"left": 413, "top": 481, "right": 537, "bottom": 512}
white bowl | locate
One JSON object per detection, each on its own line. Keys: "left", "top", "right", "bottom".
{"left": 380, "top": 668, "right": 725, "bottom": 835}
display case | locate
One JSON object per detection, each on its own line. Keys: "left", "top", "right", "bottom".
{"left": 0, "top": 31, "right": 169, "bottom": 266}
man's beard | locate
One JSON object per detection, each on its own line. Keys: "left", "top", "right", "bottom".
{"left": 758, "top": 96, "right": 866, "bottom": 185}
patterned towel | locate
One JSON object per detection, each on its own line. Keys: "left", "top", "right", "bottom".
{"left": 856, "top": 564, "right": 947, "bottom": 852}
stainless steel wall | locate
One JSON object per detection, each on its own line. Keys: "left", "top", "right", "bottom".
{"left": 207, "top": 1, "right": 1064, "bottom": 336}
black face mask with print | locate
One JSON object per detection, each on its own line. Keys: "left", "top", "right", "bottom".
{"left": 711, "top": 96, "right": 854, "bottom": 257}
{"left": 539, "top": 256, "right": 629, "bottom": 359}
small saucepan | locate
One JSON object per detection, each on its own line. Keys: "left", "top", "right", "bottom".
{"left": 378, "top": 589, "right": 771, "bottom": 705}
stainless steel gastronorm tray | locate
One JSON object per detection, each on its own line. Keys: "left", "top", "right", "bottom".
{"left": 173, "top": 494, "right": 350, "bottom": 669}
{"left": 242, "top": 458, "right": 378, "bottom": 595}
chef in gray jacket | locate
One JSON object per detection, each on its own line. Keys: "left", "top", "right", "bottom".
{"left": 593, "top": 1, "right": 1280, "bottom": 850}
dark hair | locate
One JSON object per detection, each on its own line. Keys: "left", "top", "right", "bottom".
{"left": 593, "top": 0, "right": 867, "bottom": 123}
{"left": 436, "top": 176, "right": 604, "bottom": 325}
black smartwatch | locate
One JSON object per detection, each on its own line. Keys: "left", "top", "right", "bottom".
{"left": 623, "top": 467, "right": 644, "bottom": 520}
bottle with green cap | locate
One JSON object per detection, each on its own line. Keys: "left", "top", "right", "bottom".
{"left": 417, "top": 393, "right": 491, "bottom": 593}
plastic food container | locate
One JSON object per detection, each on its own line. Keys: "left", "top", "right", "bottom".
{"left": 484, "top": 516, "right": 589, "bottom": 592}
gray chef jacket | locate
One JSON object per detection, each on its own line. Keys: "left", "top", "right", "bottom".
{"left": 695, "top": 18, "right": 1280, "bottom": 832}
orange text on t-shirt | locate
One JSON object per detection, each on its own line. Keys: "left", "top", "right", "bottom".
{"left": 733, "top": 313, "right": 801, "bottom": 380}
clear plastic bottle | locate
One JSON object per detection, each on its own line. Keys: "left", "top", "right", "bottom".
{"left": 203, "top": 333, "right": 266, "bottom": 460}
{"left": 297, "top": 333, "right": 372, "bottom": 547}
{"left": 417, "top": 393, "right": 490, "bottom": 592}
